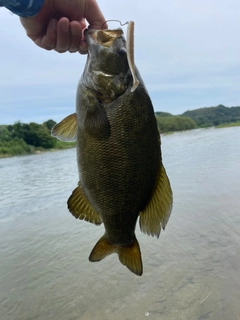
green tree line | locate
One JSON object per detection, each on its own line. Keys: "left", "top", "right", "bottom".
{"left": 156, "top": 105, "right": 240, "bottom": 132}
{"left": 1, "top": 105, "right": 240, "bottom": 157}
{"left": 155, "top": 114, "right": 196, "bottom": 133}
{"left": 182, "top": 104, "right": 240, "bottom": 126}
{"left": 0, "top": 120, "right": 75, "bottom": 157}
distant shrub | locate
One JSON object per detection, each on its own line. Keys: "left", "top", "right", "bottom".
{"left": 0, "top": 138, "right": 31, "bottom": 156}
{"left": 156, "top": 116, "right": 197, "bottom": 133}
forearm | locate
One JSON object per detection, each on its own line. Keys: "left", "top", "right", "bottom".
{"left": 0, "top": 0, "right": 45, "bottom": 17}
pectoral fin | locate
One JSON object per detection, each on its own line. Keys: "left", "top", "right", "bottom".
{"left": 139, "top": 165, "right": 173, "bottom": 238}
{"left": 84, "top": 106, "right": 111, "bottom": 139}
{"left": 68, "top": 183, "right": 102, "bottom": 225}
{"left": 51, "top": 113, "right": 77, "bottom": 142}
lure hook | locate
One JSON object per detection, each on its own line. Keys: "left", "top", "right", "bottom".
{"left": 101, "top": 20, "right": 129, "bottom": 30}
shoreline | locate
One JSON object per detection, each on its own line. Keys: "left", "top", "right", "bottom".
{"left": 1, "top": 123, "right": 239, "bottom": 159}
{"left": 0, "top": 145, "right": 76, "bottom": 159}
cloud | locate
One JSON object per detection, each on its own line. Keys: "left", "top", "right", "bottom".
{"left": 0, "top": 0, "right": 240, "bottom": 124}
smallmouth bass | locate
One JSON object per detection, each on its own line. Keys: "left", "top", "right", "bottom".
{"left": 52, "top": 23, "right": 173, "bottom": 276}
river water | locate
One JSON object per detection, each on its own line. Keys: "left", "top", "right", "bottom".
{"left": 0, "top": 127, "right": 240, "bottom": 320}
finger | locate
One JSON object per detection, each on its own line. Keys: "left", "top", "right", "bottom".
{"left": 34, "top": 19, "right": 57, "bottom": 50}
{"left": 79, "top": 18, "right": 87, "bottom": 30}
{"left": 55, "top": 17, "right": 71, "bottom": 53}
{"left": 79, "top": 40, "right": 88, "bottom": 54}
{"left": 78, "top": 19, "right": 88, "bottom": 54}
{"left": 68, "top": 21, "right": 82, "bottom": 53}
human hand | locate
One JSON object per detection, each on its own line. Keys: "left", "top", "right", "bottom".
{"left": 20, "top": 0, "right": 107, "bottom": 53}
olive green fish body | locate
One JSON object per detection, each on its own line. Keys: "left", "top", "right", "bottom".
{"left": 77, "top": 78, "right": 160, "bottom": 246}
{"left": 52, "top": 28, "right": 173, "bottom": 276}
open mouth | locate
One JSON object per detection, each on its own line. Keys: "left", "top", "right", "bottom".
{"left": 84, "top": 29, "right": 123, "bottom": 47}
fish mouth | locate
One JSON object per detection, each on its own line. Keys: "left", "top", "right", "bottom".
{"left": 84, "top": 29, "right": 123, "bottom": 47}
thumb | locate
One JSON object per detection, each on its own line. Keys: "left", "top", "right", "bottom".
{"left": 84, "top": 0, "right": 108, "bottom": 29}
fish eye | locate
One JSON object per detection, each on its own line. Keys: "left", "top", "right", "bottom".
{"left": 118, "top": 48, "right": 126, "bottom": 56}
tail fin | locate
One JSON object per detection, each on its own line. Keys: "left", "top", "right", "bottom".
{"left": 118, "top": 237, "right": 143, "bottom": 276}
{"left": 89, "top": 235, "right": 143, "bottom": 276}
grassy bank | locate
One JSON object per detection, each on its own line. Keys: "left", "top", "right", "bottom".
{"left": 216, "top": 121, "right": 240, "bottom": 129}
{"left": 0, "top": 140, "right": 76, "bottom": 158}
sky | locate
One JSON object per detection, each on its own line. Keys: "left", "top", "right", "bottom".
{"left": 1, "top": 0, "right": 240, "bottom": 124}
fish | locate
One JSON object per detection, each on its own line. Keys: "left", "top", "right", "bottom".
{"left": 52, "top": 22, "right": 173, "bottom": 276}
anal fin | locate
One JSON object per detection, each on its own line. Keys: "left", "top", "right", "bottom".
{"left": 140, "top": 164, "right": 173, "bottom": 238}
{"left": 68, "top": 183, "right": 102, "bottom": 225}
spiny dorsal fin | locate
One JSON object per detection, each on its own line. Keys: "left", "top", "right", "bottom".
{"left": 68, "top": 183, "right": 102, "bottom": 225}
{"left": 139, "top": 165, "right": 173, "bottom": 238}
{"left": 51, "top": 113, "right": 77, "bottom": 142}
